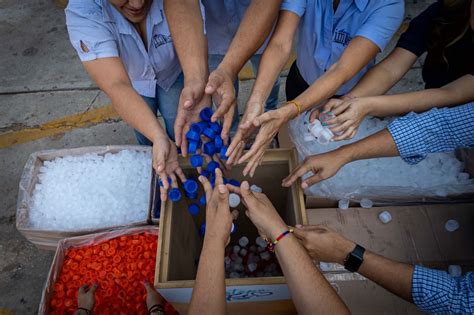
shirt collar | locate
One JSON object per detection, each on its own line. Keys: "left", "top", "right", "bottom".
{"left": 354, "top": 0, "right": 369, "bottom": 11}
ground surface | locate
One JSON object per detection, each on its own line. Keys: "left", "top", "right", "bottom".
{"left": 0, "top": 1, "right": 434, "bottom": 313}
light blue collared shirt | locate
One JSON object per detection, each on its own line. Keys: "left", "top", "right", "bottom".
{"left": 281, "top": 0, "right": 404, "bottom": 95}
{"left": 203, "top": 0, "right": 269, "bottom": 55}
{"left": 65, "top": 0, "right": 182, "bottom": 97}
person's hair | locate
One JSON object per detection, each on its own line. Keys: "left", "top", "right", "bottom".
{"left": 426, "top": 0, "right": 472, "bottom": 68}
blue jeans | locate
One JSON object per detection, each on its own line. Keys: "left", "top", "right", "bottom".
{"left": 135, "top": 73, "right": 184, "bottom": 145}
{"left": 208, "top": 54, "right": 281, "bottom": 132}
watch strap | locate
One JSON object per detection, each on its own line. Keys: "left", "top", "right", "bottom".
{"left": 344, "top": 244, "right": 365, "bottom": 272}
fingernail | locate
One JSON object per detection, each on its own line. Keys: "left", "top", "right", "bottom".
{"left": 218, "top": 184, "right": 226, "bottom": 193}
{"left": 301, "top": 182, "right": 308, "bottom": 189}
{"left": 198, "top": 176, "right": 204, "bottom": 182}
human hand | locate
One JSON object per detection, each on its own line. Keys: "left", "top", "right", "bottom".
{"left": 77, "top": 283, "right": 97, "bottom": 312}
{"left": 174, "top": 83, "right": 212, "bottom": 157}
{"left": 152, "top": 137, "right": 187, "bottom": 201}
{"left": 293, "top": 225, "right": 355, "bottom": 264}
{"left": 225, "top": 99, "right": 264, "bottom": 166}
{"left": 144, "top": 280, "right": 165, "bottom": 312}
{"left": 199, "top": 168, "right": 238, "bottom": 246}
{"left": 238, "top": 105, "right": 296, "bottom": 177}
{"left": 281, "top": 149, "right": 350, "bottom": 189}
{"left": 227, "top": 181, "right": 287, "bottom": 241}
{"left": 205, "top": 67, "right": 237, "bottom": 142}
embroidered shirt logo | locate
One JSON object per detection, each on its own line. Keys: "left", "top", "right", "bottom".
{"left": 333, "top": 30, "right": 352, "bottom": 47}
{"left": 153, "top": 34, "right": 172, "bottom": 48}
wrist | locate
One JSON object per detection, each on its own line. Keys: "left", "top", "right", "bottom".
{"left": 363, "top": 97, "right": 378, "bottom": 116}
{"left": 217, "top": 60, "right": 239, "bottom": 81}
{"left": 337, "top": 143, "right": 358, "bottom": 164}
{"left": 337, "top": 240, "right": 357, "bottom": 265}
{"left": 203, "top": 231, "right": 228, "bottom": 249}
{"left": 267, "top": 222, "right": 290, "bottom": 241}
{"left": 184, "top": 76, "right": 207, "bottom": 89}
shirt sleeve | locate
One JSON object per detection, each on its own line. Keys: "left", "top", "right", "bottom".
{"left": 354, "top": 0, "right": 404, "bottom": 51}
{"left": 65, "top": 2, "right": 119, "bottom": 62}
{"left": 412, "top": 265, "right": 474, "bottom": 314}
{"left": 387, "top": 102, "right": 474, "bottom": 164}
{"left": 396, "top": 3, "right": 439, "bottom": 57}
{"left": 280, "top": 0, "right": 306, "bottom": 17}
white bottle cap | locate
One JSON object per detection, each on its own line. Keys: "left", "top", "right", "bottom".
{"left": 239, "top": 248, "right": 248, "bottom": 257}
{"left": 378, "top": 211, "right": 392, "bottom": 224}
{"left": 445, "top": 219, "right": 460, "bottom": 232}
{"left": 247, "top": 263, "right": 258, "bottom": 272}
{"left": 448, "top": 265, "right": 462, "bottom": 277}
{"left": 229, "top": 193, "right": 241, "bottom": 208}
{"left": 260, "top": 251, "right": 271, "bottom": 261}
{"left": 239, "top": 236, "right": 249, "bottom": 247}
{"left": 338, "top": 199, "right": 350, "bottom": 210}
{"left": 256, "top": 236, "right": 267, "bottom": 248}
{"left": 250, "top": 184, "right": 263, "bottom": 193}
{"left": 360, "top": 198, "right": 373, "bottom": 209}
{"left": 233, "top": 245, "right": 240, "bottom": 254}
{"left": 317, "top": 128, "right": 334, "bottom": 145}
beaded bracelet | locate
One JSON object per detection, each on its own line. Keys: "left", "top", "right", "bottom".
{"left": 286, "top": 101, "right": 302, "bottom": 116}
{"left": 267, "top": 229, "right": 294, "bottom": 252}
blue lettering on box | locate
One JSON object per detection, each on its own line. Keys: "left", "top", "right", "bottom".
{"left": 226, "top": 289, "right": 273, "bottom": 301}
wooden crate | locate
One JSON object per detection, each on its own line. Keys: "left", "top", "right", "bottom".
{"left": 154, "top": 149, "right": 306, "bottom": 313}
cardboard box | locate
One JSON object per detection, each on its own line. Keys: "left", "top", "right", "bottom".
{"left": 154, "top": 149, "right": 306, "bottom": 313}
{"left": 16, "top": 145, "right": 157, "bottom": 250}
{"left": 308, "top": 203, "right": 474, "bottom": 314}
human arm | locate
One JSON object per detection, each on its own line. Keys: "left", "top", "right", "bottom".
{"left": 283, "top": 102, "right": 474, "bottom": 188}
{"left": 205, "top": 0, "right": 282, "bottom": 141}
{"left": 164, "top": 0, "right": 213, "bottom": 155}
{"left": 225, "top": 10, "right": 300, "bottom": 165}
{"left": 323, "top": 74, "right": 474, "bottom": 140}
{"left": 189, "top": 169, "right": 234, "bottom": 315}
{"left": 74, "top": 284, "right": 97, "bottom": 315}
{"left": 228, "top": 182, "right": 349, "bottom": 314}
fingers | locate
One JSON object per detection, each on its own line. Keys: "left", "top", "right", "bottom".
{"left": 309, "top": 109, "right": 320, "bottom": 123}
{"left": 331, "top": 101, "right": 351, "bottom": 116}
{"left": 220, "top": 102, "right": 235, "bottom": 142}
{"left": 169, "top": 173, "right": 178, "bottom": 188}
{"left": 301, "top": 172, "right": 325, "bottom": 189}
{"left": 198, "top": 175, "right": 213, "bottom": 202}
{"left": 238, "top": 131, "right": 268, "bottom": 164}
{"left": 205, "top": 71, "right": 223, "bottom": 95}
{"left": 253, "top": 111, "right": 274, "bottom": 127}
{"left": 239, "top": 181, "right": 255, "bottom": 203}
{"left": 226, "top": 184, "right": 241, "bottom": 195}
{"left": 215, "top": 168, "right": 224, "bottom": 186}
{"left": 159, "top": 186, "right": 167, "bottom": 202}
{"left": 226, "top": 137, "right": 243, "bottom": 166}
{"left": 332, "top": 126, "right": 357, "bottom": 141}
{"left": 293, "top": 226, "right": 306, "bottom": 240}
{"left": 174, "top": 167, "right": 187, "bottom": 183}
{"left": 79, "top": 284, "right": 88, "bottom": 294}
{"left": 323, "top": 98, "right": 343, "bottom": 113}
{"left": 281, "top": 160, "right": 312, "bottom": 187}
{"left": 89, "top": 283, "right": 98, "bottom": 294}
{"left": 174, "top": 110, "right": 187, "bottom": 149}
{"left": 329, "top": 119, "right": 352, "bottom": 134}
{"left": 243, "top": 149, "right": 264, "bottom": 177}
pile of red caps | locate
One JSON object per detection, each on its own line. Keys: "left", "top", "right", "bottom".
{"left": 49, "top": 233, "right": 177, "bottom": 314}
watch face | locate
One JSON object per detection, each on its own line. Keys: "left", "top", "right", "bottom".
{"left": 344, "top": 245, "right": 365, "bottom": 272}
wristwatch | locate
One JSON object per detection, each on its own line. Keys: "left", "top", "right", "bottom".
{"left": 344, "top": 244, "right": 365, "bottom": 272}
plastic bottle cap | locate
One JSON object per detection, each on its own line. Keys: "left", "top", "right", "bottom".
{"left": 199, "top": 223, "right": 206, "bottom": 238}
{"left": 199, "top": 107, "right": 213, "bottom": 122}
{"left": 203, "top": 128, "right": 216, "bottom": 140}
{"left": 220, "top": 146, "right": 229, "bottom": 160}
{"left": 214, "top": 136, "right": 224, "bottom": 149}
{"left": 239, "top": 236, "right": 249, "bottom": 247}
{"left": 231, "top": 223, "right": 236, "bottom": 234}
{"left": 207, "top": 161, "right": 219, "bottom": 173}
{"left": 360, "top": 198, "right": 374, "bottom": 209}
{"left": 209, "top": 122, "right": 222, "bottom": 133}
{"left": 338, "top": 199, "right": 349, "bottom": 210}
{"left": 228, "top": 179, "right": 240, "bottom": 187}
{"left": 318, "top": 111, "right": 336, "bottom": 125}
{"left": 201, "top": 170, "right": 211, "bottom": 178}
{"left": 186, "top": 124, "right": 202, "bottom": 141}
{"left": 445, "top": 219, "right": 460, "bottom": 232}
{"left": 317, "top": 128, "right": 334, "bottom": 145}
{"left": 378, "top": 211, "right": 392, "bottom": 224}
{"left": 188, "top": 204, "right": 200, "bottom": 216}
{"left": 188, "top": 140, "right": 202, "bottom": 154}
{"left": 309, "top": 120, "right": 334, "bottom": 145}
{"left": 190, "top": 154, "right": 203, "bottom": 168}
{"left": 203, "top": 142, "right": 216, "bottom": 156}
{"left": 184, "top": 179, "right": 199, "bottom": 194}
{"left": 199, "top": 195, "right": 206, "bottom": 206}
{"left": 168, "top": 188, "right": 182, "bottom": 202}
{"left": 250, "top": 184, "right": 262, "bottom": 193}
{"left": 229, "top": 193, "right": 241, "bottom": 208}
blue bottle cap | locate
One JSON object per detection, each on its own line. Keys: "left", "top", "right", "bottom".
{"left": 168, "top": 188, "right": 182, "bottom": 202}
{"left": 199, "top": 223, "right": 206, "bottom": 238}
{"left": 223, "top": 177, "right": 229, "bottom": 184}
{"left": 203, "top": 141, "right": 216, "bottom": 156}
{"left": 185, "top": 191, "right": 198, "bottom": 199}
{"left": 201, "top": 169, "right": 211, "bottom": 178}
{"left": 177, "top": 147, "right": 182, "bottom": 155}
{"left": 199, "top": 107, "right": 213, "bottom": 122}
{"left": 220, "top": 146, "right": 228, "bottom": 160}
{"left": 188, "top": 204, "right": 200, "bottom": 216}
{"left": 209, "top": 122, "right": 222, "bottom": 133}
{"left": 199, "top": 195, "right": 206, "bottom": 206}
{"left": 188, "top": 139, "right": 202, "bottom": 154}
{"left": 231, "top": 223, "right": 236, "bottom": 234}
{"left": 158, "top": 176, "right": 172, "bottom": 187}
{"left": 196, "top": 121, "right": 209, "bottom": 133}
{"left": 184, "top": 179, "right": 199, "bottom": 194}
{"left": 203, "top": 128, "right": 216, "bottom": 140}
{"left": 214, "top": 136, "right": 223, "bottom": 149}
{"left": 229, "top": 179, "right": 240, "bottom": 187}
{"left": 207, "top": 161, "right": 219, "bottom": 173}
{"left": 190, "top": 154, "right": 203, "bottom": 168}
{"left": 186, "top": 125, "right": 201, "bottom": 141}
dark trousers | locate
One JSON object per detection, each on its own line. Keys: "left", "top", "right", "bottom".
{"left": 285, "top": 61, "right": 309, "bottom": 101}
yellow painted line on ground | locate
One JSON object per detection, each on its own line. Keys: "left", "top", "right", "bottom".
{"left": 0, "top": 105, "right": 119, "bottom": 149}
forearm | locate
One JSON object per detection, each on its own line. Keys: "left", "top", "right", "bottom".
{"left": 164, "top": 0, "right": 208, "bottom": 84}
{"left": 358, "top": 250, "right": 414, "bottom": 302}
{"left": 274, "top": 231, "right": 349, "bottom": 314}
{"left": 340, "top": 129, "right": 399, "bottom": 163}
{"left": 109, "top": 83, "right": 166, "bottom": 142}
{"left": 189, "top": 239, "right": 226, "bottom": 315}
{"left": 219, "top": 0, "right": 281, "bottom": 77}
